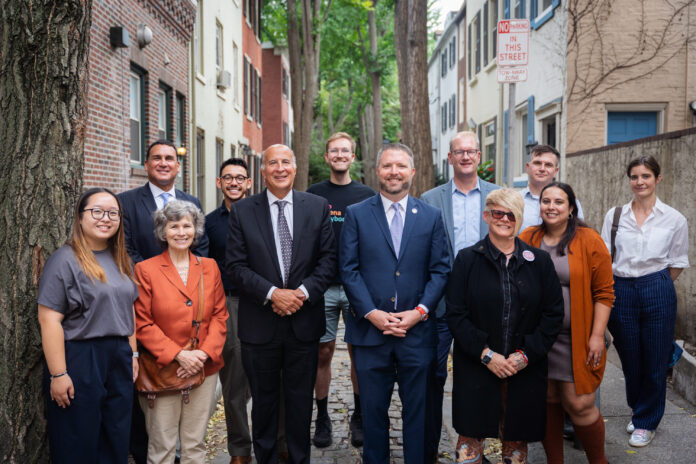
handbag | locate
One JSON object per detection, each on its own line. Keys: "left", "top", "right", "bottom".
{"left": 136, "top": 257, "right": 206, "bottom": 408}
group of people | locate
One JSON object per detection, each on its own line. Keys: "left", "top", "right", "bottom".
{"left": 37, "top": 129, "right": 688, "bottom": 464}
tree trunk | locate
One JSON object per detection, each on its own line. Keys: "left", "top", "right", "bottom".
{"left": 367, "top": 5, "right": 384, "bottom": 170}
{"left": 359, "top": 105, "right": 379, "bottom": 189}
{"left": 0, "top": 1, "right": 91, "bottom": 462}
{"left": 287, "top": 0, "right": 330, "bottom": 191}
{"left": 394, "top": 0, "right": 433, "bottom": 196}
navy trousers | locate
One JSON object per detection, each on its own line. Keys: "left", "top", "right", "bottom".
{"left": 354, "top": 338, "right": 434, "bottom": 464}
{"left": 44, "top": 336, "right": 133, "bottom": 464}
{"left": 608, "top": 269, "right": 676, "bottom": 431}
{"left": 425, "top": 316, "right": 453, "bottom": 458}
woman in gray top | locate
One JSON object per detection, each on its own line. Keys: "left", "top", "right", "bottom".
{"left": 37, "top": 188, "right": 139, "bottom": 463}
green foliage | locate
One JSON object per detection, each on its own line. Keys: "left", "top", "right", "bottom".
{"left": 478, "top": 160, "right": 495, "bottom": 182}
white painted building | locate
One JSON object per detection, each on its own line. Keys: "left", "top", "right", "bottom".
{"left": 465, "top": 0, "right": 565, "bottom": 186}
{"left": 189, "top": 0, "right": 246, "bottom": 212}
{"left": 428, "top": 10, "right": 463, "bottom": 183}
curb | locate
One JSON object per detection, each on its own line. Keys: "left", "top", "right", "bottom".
{"left": 672, "top": 339, "right": 696, "bottom": 407}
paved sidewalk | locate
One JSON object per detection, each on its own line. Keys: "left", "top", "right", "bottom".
{"left": 207, "top": 334, "right": 696, "bottom": 463}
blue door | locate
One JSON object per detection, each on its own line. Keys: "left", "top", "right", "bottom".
{"left": 607, "top": 111, "right": 658, "bottom": 145}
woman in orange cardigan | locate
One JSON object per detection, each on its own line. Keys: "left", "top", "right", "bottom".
{"left": 519, "top": 182, "right": 614, "bottom": 464}
{"left": 134, "top": 200, "right": 227, "bottom": 463}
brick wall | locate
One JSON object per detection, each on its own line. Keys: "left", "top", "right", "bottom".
{"left": 242, "top": 6, "right": 263, "bottom": 154}
{"left": 84, "top": 0, "right": 194, "bottom": 193}
{"left": 262, "top": 49, "right": 289, "bottom": 148}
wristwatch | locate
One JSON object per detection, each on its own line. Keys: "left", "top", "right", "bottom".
{"left": 481, "top": 349, "right": 494, "bottom": 366}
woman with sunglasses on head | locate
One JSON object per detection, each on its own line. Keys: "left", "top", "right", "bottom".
{"left": 37, "top": 188, "right": 139, "bottom": 463}
{"left": 446, "top": 188, "right": 563, "bottom": 464}
{"left": 600, "top": 156, "right": 689, "bottom": 448}
{"left": 519, "top": 182, "right": 614, "bottom": 464}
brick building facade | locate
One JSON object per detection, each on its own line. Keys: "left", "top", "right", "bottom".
{"left": 261, "top": 45, "right": 292, "bottom": 149}
{"left": 84, "top": 0, "right": 195, "bottom": 193}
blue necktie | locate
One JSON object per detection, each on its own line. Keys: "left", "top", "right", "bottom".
{"left": 390, "top": 203, "right": 403, "bottom": 257}
{"left": 276, "top": 200, "right": 292, "bottom": 287}
{"left": 161, "top": 192, "right": 171, "bottom": 207}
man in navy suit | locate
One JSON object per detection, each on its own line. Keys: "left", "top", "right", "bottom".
{"left": 117, "top": 139, "right": 208, "bottom": 463}
{"left": 340, "top": 143, "right": 450, "bottom": 463}
{"left": 225, "top": 144, "right": 336, "bottom": 464}
{"left": 118, "top": 139, "right": 208, "bottom": 264}
{"left": 421, "top": 131, "right": 499, "bottom": 462}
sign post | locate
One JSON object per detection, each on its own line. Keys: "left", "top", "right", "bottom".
{"left": 497, "top": 19, "right": 529, "bottom": 186}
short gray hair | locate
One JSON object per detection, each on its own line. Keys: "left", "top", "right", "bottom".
{"left": 449, "top": 131, "right": 479, "bottom": 151}
{"left": 153, "top": 200, "right": 205, "bottom": 249}
{"left": 260, "top": 144, "right": 297, "bottom": 170}
{"left": 376, "top": 143, "right": 414, "bottom": 168}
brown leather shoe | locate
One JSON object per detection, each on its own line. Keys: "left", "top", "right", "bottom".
{"left": 229, "top": 456, "right": 252, "bottom": 464}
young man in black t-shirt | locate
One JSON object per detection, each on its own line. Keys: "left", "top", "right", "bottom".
{"left": 307, "top": 132, "right": 374, "bottom": 448}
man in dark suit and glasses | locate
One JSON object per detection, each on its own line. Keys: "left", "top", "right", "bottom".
{"left": 117, "top": 139, "right": 208, "bottom": 463}
{"left": 225, "top": 144, "right": 336, "bottom": 464}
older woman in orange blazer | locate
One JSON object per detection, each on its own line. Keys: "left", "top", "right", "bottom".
{"left": 519, "top": 182, "right": 614, "bottom": 464}
{"left": 134, "top": 200, "right": 227, "bottom": 464}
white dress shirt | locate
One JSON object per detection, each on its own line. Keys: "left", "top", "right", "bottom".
{"left": 600, "top": 198, "right": 689, "bottom": 278}
{"left": 149, "top": 182, "right": 177, "bottom": 210}
{"left": 519, "top": 187, "right": 584, "bottom": 233}
{"left": 265, "top": 190, "right": 309, "bottom": 301}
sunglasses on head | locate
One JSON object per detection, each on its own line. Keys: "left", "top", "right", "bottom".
{"left": 487, "top": 209, "right": 516, "bottom": 222}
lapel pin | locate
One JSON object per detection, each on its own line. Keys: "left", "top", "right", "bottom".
{"left": 412, "top": 208, "right": 418, "bottom": 214}
{"left": 522, "top": 250, "right": 535, "bottom": 262}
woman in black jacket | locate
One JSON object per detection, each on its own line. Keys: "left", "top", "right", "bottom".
{"left": 446, "top": 188, "right": 564, "bottom": 464}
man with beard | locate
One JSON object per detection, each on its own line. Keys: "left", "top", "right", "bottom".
{"left": 306, "top": 132, "right": 374, "bottom": 448}
{"left": 340, "top": 143, "right": 450, "bottom": 463}
{"left": 205, "top": 158, "right": 253, "bottom": 463}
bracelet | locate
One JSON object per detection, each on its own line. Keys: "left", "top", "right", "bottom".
{"left": 515, "top": 350, "right": 529, "bottom": 365}
{"left": 132, "top": 351, "right": 139, "bottom": 359}
{"left": 50, "top": 371, "right": 68, "bottom": 380}
{"left": 415, "top": 306, "right": 428, "bottom": 321}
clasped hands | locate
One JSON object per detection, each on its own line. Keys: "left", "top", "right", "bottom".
{"left": 483, "top": 349, "right": 528, "bottom": 379}
{"left": 175, "top": 349, "right": 208, "bottom": 378}
{"left": 366, "top": 309, "right": 421, "bottom": 338}
{"left": 271, "top": 288, "right": 306, "bottom": 317}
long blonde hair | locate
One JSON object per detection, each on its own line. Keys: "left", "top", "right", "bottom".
{"left": 68, "top": 188, "right": 133, "bottom": 282}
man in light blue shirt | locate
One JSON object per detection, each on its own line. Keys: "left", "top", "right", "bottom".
{"left": 519, "top": 144, "right": 584, "bottom": 232}
{"left": 421, "top": 131, "right": 499, "bottom": 462}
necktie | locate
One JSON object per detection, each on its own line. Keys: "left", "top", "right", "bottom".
{"left": 390, "top": 203, "right": 403, "bottom": 257}
{"left": 276, "top": 200, "right": 292, "bottom": 286}
{"left": 161, "top": 192, "right": 171, "bottom": 207}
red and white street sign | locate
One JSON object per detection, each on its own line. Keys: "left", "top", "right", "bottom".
{"left": 497, "top": 19, "right": 530, "bottom": 67}
{"left": 497, "top": 67, "right": 528, "bottom": 83}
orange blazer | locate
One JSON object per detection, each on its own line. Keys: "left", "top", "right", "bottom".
{"left": 519, "top": 226, "right": 614, "bottom": 394}
{"left": 134, "top": 251, "right": 228, "bottom": 376}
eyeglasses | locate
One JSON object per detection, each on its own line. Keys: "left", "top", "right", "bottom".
{"left": 220, "top": 174, "right": 249, "bottom": 184}
{"left": 328, "top": 148, "right": 352, "bottom": 155}
{"left": 451, "top": 149, "right": 479, "bottom": 158}
{"left": 487, "top": 209, "right": 516, "bottom": 222}
{"left": 83, "top": 208, "right": 121, "bottom": 221}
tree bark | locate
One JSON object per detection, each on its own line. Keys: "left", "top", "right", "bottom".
{"left": 287, "top": 0, "right": 332, "bottom": 191}
{"left": 394, "top": 0, "right": 433, "bottom": 196}
{"left": 0, "top": 1, "right": 91, "bottom": 462}
{"left": 359, "top": 105, "right": 379, "bottom": 189}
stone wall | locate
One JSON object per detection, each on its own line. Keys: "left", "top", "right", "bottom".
{"left": 566, "top": 128, "right": 696, "bottom": 344}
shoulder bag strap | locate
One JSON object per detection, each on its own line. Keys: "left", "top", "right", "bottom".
{"left": 610, "top": 206, "right": 623, "bottom": 263}
{"left": 191, "top": 256, "right": 204, "bottom": 348}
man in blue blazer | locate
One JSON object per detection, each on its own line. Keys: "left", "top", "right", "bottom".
{"left": 340, "top": 143, "right": 450, "bottom": 463}
{"left": 118, "top": 139, "right": 208, "bottom": 264}
{"left": 118, "top": 140, "right": 208, "bottom": 463}
{"left": 421, "top": 131, "right": 500, "bottom": 462}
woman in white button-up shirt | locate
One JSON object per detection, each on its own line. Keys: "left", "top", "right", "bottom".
{"left": 601, "top": 155, "right": 689, "bottom": 449}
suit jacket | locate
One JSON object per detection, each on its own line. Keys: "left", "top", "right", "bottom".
{"left": 225, "top": 189, "right": 337, "bottom": 344}
{"left": 134, "top": 251, "right": 228, "bottom": 376}
{"left": 339, "top": 194, "right": 450, "bottom": 347}
{"left": 421, "top": 177, "right": 500, "bottom": 317}
{"left": 118, "top": 183, "right": 209, "bottom": 263}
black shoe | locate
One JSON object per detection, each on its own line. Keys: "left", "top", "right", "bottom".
{"left": 349, "top": 411, "right": 364, "bottom": 447}
{"left": 313, "top": 414, "right": 332, "bottom": 448}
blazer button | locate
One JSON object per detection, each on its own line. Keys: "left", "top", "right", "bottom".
{"left": 391, "top": 296, "right": 396, "bottom": 302}
{"left": 395, "top": 271, "right": 400, "bottom": 276}
{"left": 186, "top": 300, "right": 193, "bottom": 306}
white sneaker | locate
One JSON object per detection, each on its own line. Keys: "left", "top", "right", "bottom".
{"left": 626, "top": 421, "right": 635, "bottom": 434}
{"left": 629, "top": 429, "right": 655, "bottom": 447}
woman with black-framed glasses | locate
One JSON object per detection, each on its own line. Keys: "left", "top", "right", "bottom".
{"left": 446, "top": 188, "right": 563, "bottom": 463}
{"left": 37, "top": 188, "right": 139, "bottom": 463}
